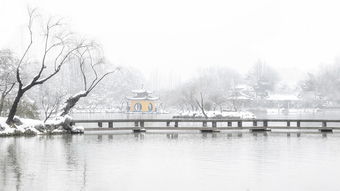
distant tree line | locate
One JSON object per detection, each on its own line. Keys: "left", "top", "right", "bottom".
{"left": 160, "top": 60, "right": 282, "bottom": 115}
{"left": 299, "top": 61, "right": 340, "bottom": 108}
{"left": 162, "top": 60, "right": 340, "bottom": 112}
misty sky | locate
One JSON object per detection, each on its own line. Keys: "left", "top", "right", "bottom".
{"left": 1, "top": 0, "right": 340, "bottom": 90}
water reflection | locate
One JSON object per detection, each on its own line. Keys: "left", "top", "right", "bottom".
{"left": 166, "top": 133, "right": 178, "bottom": 139}
{"left": 97, "top": 135, "right": 103, "bottom": 141}
{"left": 134, "top": 132, "right": 145, "bottom": 140}
{"left": 1, "top": 132, "right": 340, "bottom": 191}
{"left": 108, "top": 134, "right": 113, "bottom": 139}
{"left": 7, "top": 140, "right": 22, "bottom": 191}
{"left": 80, "top": 161, "right": 87, "bottom": 191}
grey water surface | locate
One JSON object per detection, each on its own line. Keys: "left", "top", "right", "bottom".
{"left": 1, "top": 131, "right": 340, "bottom": 191}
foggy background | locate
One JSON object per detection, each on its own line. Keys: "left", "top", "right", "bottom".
{"left": 2, "top": 0, "right": 340, "bottom": 91}
{"left": 2, "top": 0, "right": 340, "bottom": 118}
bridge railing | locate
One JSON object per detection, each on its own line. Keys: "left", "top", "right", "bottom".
{"left": 71, "top": 118, "right": 340, "bottom": 132}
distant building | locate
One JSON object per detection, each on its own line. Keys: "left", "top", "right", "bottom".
{"left": 126, "top": 89, "right": 159, "bottom": 112}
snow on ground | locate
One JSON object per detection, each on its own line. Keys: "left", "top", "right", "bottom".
{"left": 177, "top": 110, "right": 256, "bottom": 119}
{"left": 0, "top": 115, "right": 84, "bottom": 136}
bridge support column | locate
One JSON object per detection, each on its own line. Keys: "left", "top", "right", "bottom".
{"left": 263, "top": 120, "right": 268, "bottom": 127}
{"left": 238, "top": 121, "right": 242, "bottom": 127}
{"left": 227, "top": 121, "right": 232, "bottom": 127}
{"left": 320, "top": 121, "right": 333, "bottom": 132}
{"left": 166, "top": 121, "right": 170, "bottom": 127}
{"left": 287, "top": 121, "right": 290, "bottom": 127}
{"left": 174, "top": 121, "right": 178, "bottom": 127}
{"left": 203, "top": 121, "right": 207, "bottom": 127}
{"left": 251, "top": 120, "right": 271, "bottom": 132}
{"left": 297, "top": 121, "right": 301, "bottom": 128}
{"left": 134, "top": 121, "right": 139, "bottom": 127}
{"left": 212, "top": 121, "right": 217, "bottom": 128}
{"left": 253, "top": 121, "right": 257, "bottom": 127}
{"left": 109, "top": 122, "right": 113, "bottom": 128}
{"left": 98, "top": 122, "right": 102, "bottom": 128}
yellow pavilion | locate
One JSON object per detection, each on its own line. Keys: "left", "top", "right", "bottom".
{"left": 126, "top": 89, "right": 159, "bottom": 112}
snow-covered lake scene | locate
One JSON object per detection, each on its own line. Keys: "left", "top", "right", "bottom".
{"left": 1, "top": 0, "right": 340, "bottom": 190}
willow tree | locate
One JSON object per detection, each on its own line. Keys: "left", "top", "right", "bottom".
{"left": 59, "top": 46, "right": 119, "bottom": 116}
{"left": 6, "top": 8, "right": 90, "bottom": 125}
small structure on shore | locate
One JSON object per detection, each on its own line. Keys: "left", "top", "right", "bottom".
{"left": 126, "top": 89, "right": 159, "bottom": 112}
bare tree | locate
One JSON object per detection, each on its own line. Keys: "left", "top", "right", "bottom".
{"left": 195, "top": 92, "right": 208, "bottom": 118}
{"left": 6, "top": 8, "right": 89, "bottom": 125}
{"left": 40, "top": 88, "right": 65, "bottom": 122}
{"left": 59, "top": 47, "right": 119, "bottom": 117}
{"left": 246, "top": 60, "right": 280, "bottom": 99}
{"left": 0, "top": 50, "right": 17, "bottom": 116}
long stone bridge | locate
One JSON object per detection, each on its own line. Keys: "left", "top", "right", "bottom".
{"left": 71, "top": 118, "right": 340, "bottom": 133}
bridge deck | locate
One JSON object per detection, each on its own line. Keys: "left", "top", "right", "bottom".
{"left": 72, "top": 118, "right": 340, "bottom": 132}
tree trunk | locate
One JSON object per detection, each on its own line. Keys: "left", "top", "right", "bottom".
{"left": 199, "top": 105, "right": 208, "bottom": 119}
{"left": 59, "top": 92, "right": 87, "bottom": 117}
{"left": 6, "top": 90, "right": 24, "bottom": 125}
{"left": 196, "top": 92, "right": 208, "bottom": 119}
{"left": 0, "top": 94, "right": 5, "bottom": 116}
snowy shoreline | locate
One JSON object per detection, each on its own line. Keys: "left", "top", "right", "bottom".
{"left": 174, "top": 110, "right": 256, "bottom": 119}
{"left": 0, "top": 116, "right": 84, "bottom": 137}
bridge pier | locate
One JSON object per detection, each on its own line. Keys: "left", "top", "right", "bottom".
{"left": 98, "top": 122, "right": 102, "bottom": 128}
{"left": 200, "top": 121, "right": 220, "bottom": 133}
{"left": 250, "top": 128, "right": 271, "bottom": 132}
{"left": 133, "top": 128, "right": 146, "bottom": 133}
{"left": 253, "top": 121, "right": 257, "bottom": 126}
{"left": 132, "top": 121, "right": 146, "bottom": 132}
{"left": 109, "top": 122, "right": 113, "bottom": 128}
{"left": 319, "top": 121, "right": 332, "bottom": 132}
{"left": 250, "top": 120, "right": 271, "bottom": 132}
{"left": 237, "top": 121, "right": 242, "bottom": 127}
{"left": 263, "top": 120, "right": 268, "bottom": 127}
{"left": 319, "top": 128, "right": 333, "bottom": 133}
{"left": 200, "top": 129, "right": 220, "bottom": 133}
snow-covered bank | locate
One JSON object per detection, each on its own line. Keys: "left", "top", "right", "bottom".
{"left": 0, "top": 116, "right": 84, "bottom": 137}
{"left": 174, "top": 110, "right": 256, "bottom": 119}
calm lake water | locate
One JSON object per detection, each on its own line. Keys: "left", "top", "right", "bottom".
{"left": 1, "top": 132, "right": 340, "bottom": 191}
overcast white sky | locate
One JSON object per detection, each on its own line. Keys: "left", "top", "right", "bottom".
{"left": 1, "top": 0, "right": 340, "bottom": 90}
